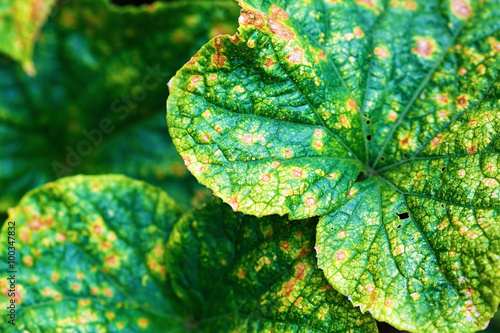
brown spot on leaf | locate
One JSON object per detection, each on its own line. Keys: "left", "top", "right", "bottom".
{"left": 405, "top": 1, "right": 417, "bottom": 10}
{"left": 431, "top": 135, "right": 443, "bottom": 148}
{"left": 287, "top": 47, "right": 303, "bottom": 64}
{"left": 400, "top": 137, "right": 409, "bottom": 147}
{"left": 261, "top": 174, "right": 272, "bottom": 183}
{"left": 227, "top": 196, "right": 239, "bottom": 211}
{"left": 457, "top": 95, "right": 468, "bottom": 107}
{"left": 239, "top": 9, "right": 266, "bottom": 29}
{"left": 436, "top": 94, "right": 448, "bottom": 103}
{"left": 295, "top": 246, "right": 309, "bottom": 259}
{"left": 466, "top": 145, "right": 476, "bottom": 154}
{"left": 412, "top": 38, "right": 435, "bottom": 57}
{"left": 374, "top": 47, "right": 389, "bottom": 58}
{"left": 212, "top": 54, "right": 226, "bottom": 67}
{"left": 355, "top": 0, "right": 374, "bottom": 7}
{"left": 291, "top": 168, "right": 304, "bottom": 178}
{"left": 264, "top": 57, "right": 275, "bottom": 68}
{"left": 270, "top": 5, "right": 288, "bottom": 19}
{"left": 334, "top": 250, "right": 346, "bottom": 261}
{"left": 186, "top": 53, "right": 198, "bottom": 66}
{"left": 269, "top": 19, "right": 295, "bottom": 41}
{"left": 229, "top": 34, "right": 241, "bottom": 44}
{"left": 451, "top": 0, "right": 472, "bottom": 19}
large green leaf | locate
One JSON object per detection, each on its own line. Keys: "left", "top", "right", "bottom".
{"left": 0, "top": 0, "right": 56, "bottom": 69}
{"left": 0, "top": 0, "right": 239, "bottom": 212}
{"left": 166, "top": 0, "right": 500, "bottom": 331}
{"left": 0, "top": 175, "right": 183, "bottom": 332}
{"left": 166, "top": 198, "right": 378, "bottom": 332}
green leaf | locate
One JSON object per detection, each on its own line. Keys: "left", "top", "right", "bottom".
{"left": 166, "top": 198, "right": 378, "bottom": 332}
{"left": 0, "top": 0, "right": 240, "bottom": 212}
{"left": 0, "top": 175, "right": 183, "bottom": 332}
{"left": 167, "top": 0, "right": 500, "bottom": 331}
{"left": 0, "top": 0, "right": 56, "bottom": 69}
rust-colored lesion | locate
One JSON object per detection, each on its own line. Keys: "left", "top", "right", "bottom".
{"left": 238, "top": 7, "right": 295, "bottom": 41}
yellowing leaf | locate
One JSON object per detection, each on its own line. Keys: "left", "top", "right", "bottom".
{"left": 0, "top": 175, "right": 183, "bottom": 332}
{"left": 167, "top": 0, "right": 500, "bottom": 331}
{"left": 166, "top": 198, "right": 378, "bottom": 332}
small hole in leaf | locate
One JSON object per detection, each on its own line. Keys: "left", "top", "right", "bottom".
{"left": 441, "top": 204, "right": 445, "bottom": 208}
{"left": 363, "top": 114, "right": 368, "bottom": 118}
{"left": 381, "top": 156, "right": 386, "bottom": 161}
{"left": 396, "top": 212, "right": 409, "bottom": 220}
{"left": 403, "top": 153, "right": 408, "bottom": 158}
{"left": 366, "top": 120, "right": 371, "bottom": 125}
{"left": 441, "top": 167, "right": 446, "bottom": 172}
{"left": 355, "top": 172, "right": 369, "bottom": 182}
{"left": 397, "top": 225, "right": 401, "bottom": 229}
{"left": 367, "top": 135, "right": 372, "bottom": 141}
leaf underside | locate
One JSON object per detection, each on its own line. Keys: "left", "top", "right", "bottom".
{"left": 167, "top": 0, "right": 500, "bottom": 331}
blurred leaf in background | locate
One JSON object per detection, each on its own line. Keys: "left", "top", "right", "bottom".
{"left": 0, "top": 0, "right": 240, "bottom": 213}
{"left": 0, "top": 0, "right": 56, "bottom": 71}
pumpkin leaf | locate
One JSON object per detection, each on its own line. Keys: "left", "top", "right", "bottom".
{"left": 166, "top": 0, "right": 500, "bottom": 331}
{"left": 0, "top": 0, "right": 239, "bottom": 212}
{"left": 166, "top": 198, "right": 378, "bottom": 332}
{"left": 0, "top": 175, "right": 183, "bottom": 332}
{"left": 0, "top": 0, "right": 56, "bottom": 70}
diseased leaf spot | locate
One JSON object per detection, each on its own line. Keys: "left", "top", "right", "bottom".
{"left": 459, "top": 169, "right": 466, "bottom": 176}
{"left": 212, "top": 54, "right": 226, "bottom": 67}
{"left": 353, "top": 26, "right": 365, "bottom": 38}
{"left": 412, "top": 37, "right": 437, "bottom": 58}
{"left": 269, "top": 19, "right": 295, "bottom": 41}
{"left": 291, "top": 167, "right": 304, "bottom": 178}
{"left": 281, "top": 241, "right": 290, "bottom": 251}
{"left": 396, "top": 212, "right": 409, "bottom": 220}
{"left": 338, "top": 230, "right": 346, "bottom": 238}
{"left": 261, "top": 174, "right": 272, "bottom": 183}
{"left": 456, "top": 95, "right": 468, "bottom": 108}
{"left": 305, "top": 197, "right": 315, "bottom": 207}
{"left": 466, "top": 145, "right": 476, "bottom": 154}
{"left": 334, "top": 250, "right": 347, "bottom": 261}
{"left": 347, "top": 98, "right": 357, "bottom": 110}
{"left": 227, "top": 196, "right": 239, "bottom": 211}
{"left": 284, "top": 149, "right": 293, "bottom": 158}
{"left": 388, "top": 110, "right": 398, "bottom": 121}
{"left": 458, "top": 67, "right": 467, "bottom": 75}
{"left": 314, "top": 129, "right": 323, "bottom": 138}
{"left": 436, "top": 94, "right": 448, "bottom": 103}
{"left": 345, "top": 32, "right": 355, "bottom": 41}
{"left": 451, "top": 0, "right": 472, "bottom": 19}
{"left": 404, "top": 0, "right": 417, "bottom": 10}
{"left": 264, "top": 57, "right": 275, "bottom": 68}
{"left": 340, "top": 115, "right": 351, "bottom": 128}
{"left": 237, "top": 269, "right": 245, "bottom": 279}
{"left": 374, "top": 46, "right": 389, "bottom": 58}
{"left": 384, "top": 299, "right": 393, "bottom": 307}
{"left": 242, "top": 134, "right": 253, "bottom": 144}
{"left": 270, "top": 4, "right": 288, "bottom": 20}
{"left": 355, "top": 0, "right": 374, "bottom": 8}
{"left": 482, "top": 178, "right": 499, "bottom": 187}
{"left": 287, "top": 47, "right": 303, "bottom": 64}
{"left": 431, "top": 135, "right": 443, "bottom": 148}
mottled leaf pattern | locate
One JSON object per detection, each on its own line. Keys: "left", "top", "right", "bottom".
{"left": 0, "top": 175, "right": 183, "bottom": 332}
{"left": 0, "top": 0, "right": 56, "bottom": 69}
{"left": 167, "top": 0, "right": 500, "bottom": 332}
{"left": 166, "top": 198, "right": 378, "bottom": 332}
{"left": 0, "top": 0, "right": 239, "bottom": 211}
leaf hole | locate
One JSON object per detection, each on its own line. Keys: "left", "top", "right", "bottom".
{"left": 367, "top": 135, "right": 372, "bottom": 141}
{"left": 397, "top": 225, "right": 401, "bottom": 229}
{"left": 366, "top": 120, "right": 371, "bottom": 125}
{"left": 396, "top": 212, "right": 409, "bottom": 220}
{"left": 441, "top": 167, "right": 446, "bottom": 172}
{"left": 403, "top": 153, "right": 408, "bottom": 158}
